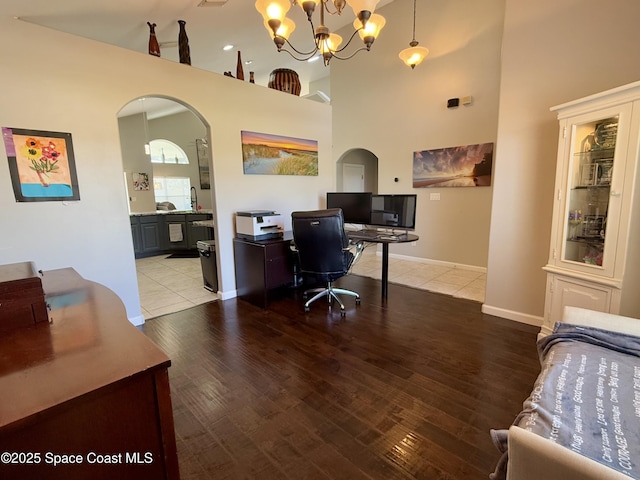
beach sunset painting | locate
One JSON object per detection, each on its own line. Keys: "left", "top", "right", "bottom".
{"left": 241, "top": 131, "right": 318, "bottom": 176}
{"left": 413, "top": 142, "right": 494, "bottom": 188}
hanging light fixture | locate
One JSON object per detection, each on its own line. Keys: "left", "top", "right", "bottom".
{"left": 399, "top": 0, "right": 428, "bottom": 69}
{"left": 255, "top": 0, "right": 385, "bottom": 66}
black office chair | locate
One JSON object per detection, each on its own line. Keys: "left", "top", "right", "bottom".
{"left": 291, "top": 208, "right": 362, "bottom": 316}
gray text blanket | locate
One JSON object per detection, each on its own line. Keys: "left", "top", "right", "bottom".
{"left": 490, "top": 323, "right": 640, "bottom": 479}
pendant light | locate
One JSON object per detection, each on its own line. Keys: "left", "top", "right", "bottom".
{"left": 399, "top": 0, "right": 428, "bottom": 69}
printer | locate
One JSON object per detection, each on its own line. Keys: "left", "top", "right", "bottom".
{"left": 235, "top": 210, "right": 284, "bottom": 240}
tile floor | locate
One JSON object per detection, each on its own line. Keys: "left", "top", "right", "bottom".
{"left": 135, "top": 254, "right": 219, "bottom": 321}
{"left": 351, "top": 246, "right": 487, "bottom": 303}
{"left": 136, "top": 248, "right": 486, "bottom": 320}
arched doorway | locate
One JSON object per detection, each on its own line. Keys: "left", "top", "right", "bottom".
{"left": 117, "top": 96, "right": 218, "bottom": 320}
{"left": 336, "top": 148, "right": 379, "bottom": 193}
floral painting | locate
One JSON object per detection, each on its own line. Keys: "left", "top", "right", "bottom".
{"left": 3, "top": 127, "right": 80, "bottom": 201}
{"left": 241, "top": 131, "right": 318, "bottom": 176}
{"left": 132, "top": 172, "right": 150, "bottom": 191}
{"left": 413, "top": 142, "right": 494, "bottom": 188}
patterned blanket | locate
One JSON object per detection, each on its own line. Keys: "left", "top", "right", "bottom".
{"left": 490, "top": 323, "right": 640, "bottom": 479}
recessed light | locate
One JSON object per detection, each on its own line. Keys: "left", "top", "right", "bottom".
{"left": 223, "top": 44, "right": 234, "bottom": 51}
{"left": 244, "top": 60, "right": 253, "bottom": 65}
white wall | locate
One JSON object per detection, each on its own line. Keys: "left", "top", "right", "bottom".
{"left": 484, "top": 0, "right": 640, "bottom": 325}
{"left": 149, "top": 110, "right": 210, "bottom": 211}
{"left": 119, "top": 113, "right": 157, "bottom": 213}
{"left": 331, "top": 0, "right": 505, "bottom": 269}
{"left": 0, "top": 18, "right": 333, "bottom": 325}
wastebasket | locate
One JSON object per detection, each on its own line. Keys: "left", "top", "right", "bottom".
{"left": 196, "top": 240, "right": 218, "bottom": 292}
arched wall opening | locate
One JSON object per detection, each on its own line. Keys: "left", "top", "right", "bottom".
{"left": 335, "top": 148, "right": 379, "bottom": 193}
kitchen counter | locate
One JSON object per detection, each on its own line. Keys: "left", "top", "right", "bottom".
{"left": 192, "top": 219, "right": 214, "bottom": 228}
{"left": 130, "top": 209, "right": 213, "bottom": 216}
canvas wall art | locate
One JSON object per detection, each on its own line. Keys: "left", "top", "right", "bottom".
{"left": 3, "top": 127, "right": 80, "bottom": 201}
{"left": 241, "top": 131, "right": 318, "bottom": 176}
{"left": 196, "top": 138, "right": 210, "bottom": 189}
{"left": 413, "top": 142, "right": 494, "bottom": 188}
{"left": 132, "top": 172, "right": 150, "bottom": 191}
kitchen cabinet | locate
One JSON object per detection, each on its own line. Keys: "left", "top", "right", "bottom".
{"left": 542, "top": 81, "right": 640, "bottom": 335}
{"left": 130, "top": 216, "right": 143, "bottom": 256}
{"left": 131, "top": 212, "right": 213, "bottom": 258}
{"left": 140, "top": 214, "right": 164, "bottom": 254}
{"left": 187, "top": 214, "right": 213, "bottom": 249}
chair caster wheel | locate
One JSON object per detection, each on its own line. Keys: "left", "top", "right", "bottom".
{"left": 340, "top": 310, "right": 346, "bottom": 317}
{"left": 304, "top": 306, "right": 310, "bottom": 313}
{"left": 356, "top": 298, "right": 361, "bottom": 305}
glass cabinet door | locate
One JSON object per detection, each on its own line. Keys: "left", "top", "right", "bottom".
{"left": 562, "top": 115, "right": 619, "bottom": 269}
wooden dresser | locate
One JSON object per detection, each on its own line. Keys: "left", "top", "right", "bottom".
{"left": 0, "top": 266, "right": 179, "bottom": 480}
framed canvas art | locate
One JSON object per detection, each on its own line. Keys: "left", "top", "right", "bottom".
{"left": 413, "top": 142, "right": 494, "bottom": 188}
{"left": 3, "top": 127, "right": 80, "bottom": 201}
{"left": 241, "top": 131, "right": 318, "bottom": 176}
{"left": 196, "top": 138, "right": 210, "bottom": 189}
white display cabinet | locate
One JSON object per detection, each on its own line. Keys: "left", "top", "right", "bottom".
{"left": 542, "top": 81, "right": 640, "bottom": 335}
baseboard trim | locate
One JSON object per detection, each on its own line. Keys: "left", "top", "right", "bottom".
{"left": 219, "top": 289, "right": 237, "bottom": 301}
{"left": 383, "top": 251, "right": 487, "bottom": 273}
{"left": 128, "top": 314, "right": 145, "bottom": 326}
{"left": 481, "top": 304, "right": 543, "bottom": 327}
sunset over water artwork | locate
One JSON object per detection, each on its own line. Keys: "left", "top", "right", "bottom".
{"left": 413, "top": 142, "right": 494, "bottom": 188}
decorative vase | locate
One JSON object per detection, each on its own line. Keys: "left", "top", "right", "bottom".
{"left": 178, "top": 20, "right": 191, "bottom": 65}
{"left": 147, "top": 22, "right": 160, "bottom": 57}
{"left": 268, "top": 68, "right": 301, "bottom": 96}
{"left": 236, "top": 51, "right": 244, "bottom": 81}
{"left": 37, "top": 171, "right": 50, "bottom": 187}
{"left": 249, "top": 72, "right": 255, "bottom": 84}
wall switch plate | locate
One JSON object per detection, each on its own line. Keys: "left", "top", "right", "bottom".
{"left": 430, "top": 193, "right": 441, "bottom": 200}
{"left": 462, "top": 96, "right": 473, "bottom": 105}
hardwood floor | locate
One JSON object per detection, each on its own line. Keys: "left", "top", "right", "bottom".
{"left": 142, "top": 274, "right": 541, "bottom": 480}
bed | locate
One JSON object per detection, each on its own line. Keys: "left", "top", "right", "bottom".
{"left": 490, "top": 306, "right": 640, "bottom": 480}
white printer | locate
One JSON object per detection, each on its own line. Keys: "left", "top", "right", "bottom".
{"left": 235, "top": 210, "right": 284, "bottom": 240}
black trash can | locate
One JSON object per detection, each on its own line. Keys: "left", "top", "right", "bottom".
{"left": 196, "top": 240, "right": 218, "bottom": 292}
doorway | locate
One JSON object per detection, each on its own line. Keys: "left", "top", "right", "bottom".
{"left": 342, "top": 164, "right": 365, "bottom": 192}
{"left": 336, "top": 148, "right": 379, "bottom": 193}
{"left": 117, "top": 96, "right": 218, "bottom": 320}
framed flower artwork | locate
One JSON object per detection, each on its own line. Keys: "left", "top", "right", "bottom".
{"left": 3, "top": 127, "right": 80, "bottom": 202}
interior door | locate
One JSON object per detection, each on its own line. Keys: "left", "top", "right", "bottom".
{"left": 342, "top": 163, "right": 365, "bottom": 192}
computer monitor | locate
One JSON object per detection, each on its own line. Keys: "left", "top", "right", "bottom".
{"left": 370, "top": 194, "right": 417, "bottom": 230}
{"left": 326, "top": 192, "right": 372, "bottom": 225}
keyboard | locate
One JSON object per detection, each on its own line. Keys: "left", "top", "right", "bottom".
{"left": 348, "top": 229, "right": 382, "bottom": 240}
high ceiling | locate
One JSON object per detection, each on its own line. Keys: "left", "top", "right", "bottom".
{"left": 3, "top": 0, "right": 394, "bottom": 91}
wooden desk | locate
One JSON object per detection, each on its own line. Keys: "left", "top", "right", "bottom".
{"left": 0, "top": 267, "right": 179, "bottom": 480}
{"left": 348, "top": 232, "right": 420, "bottom": 299}
{"left": 233, "top": 232, "right": 295, "bottom": 308}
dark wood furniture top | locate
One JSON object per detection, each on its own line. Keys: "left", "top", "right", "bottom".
{"left": 0, "top": 267, "right": 179, "bottom": 479}
{"left": 0, "top": 261, "right": 48, "bottom": 331}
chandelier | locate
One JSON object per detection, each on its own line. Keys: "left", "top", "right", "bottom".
{"left": 398, "top": 0, "right": 428, "bottom": 69}
{"left": 255, "top": 0, "right": 386, "bottom": 66}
